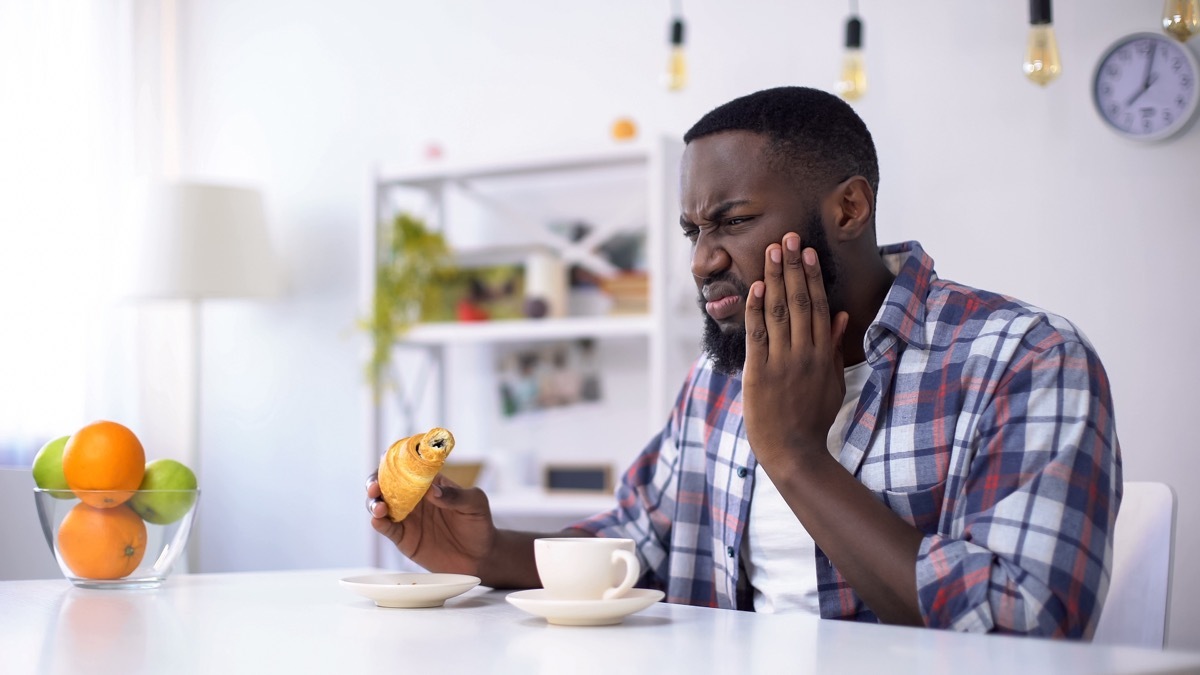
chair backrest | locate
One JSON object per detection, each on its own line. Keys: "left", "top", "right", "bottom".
{"left": 1091, "top": 481, "right": 1176, "bottom": 649}
{"left": 0, "top": 467, "right": 62, "bottom": 580}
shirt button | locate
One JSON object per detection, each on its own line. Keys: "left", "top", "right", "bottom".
{"left": 726, "top": 546, "right": 735, "bottom": 558}
{"left": 737, "top": 467, "right": 748, "bottom": 478}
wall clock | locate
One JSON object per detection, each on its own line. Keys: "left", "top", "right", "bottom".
{"left": 1092, "top": 32, "right": 1199, "bottom": 142}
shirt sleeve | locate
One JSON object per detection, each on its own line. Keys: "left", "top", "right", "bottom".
{"left": 915, "top": 337, "right": 1122, "bottom": 637}
{"left": 568, "top": 365, "right": 696, "bottom": 590}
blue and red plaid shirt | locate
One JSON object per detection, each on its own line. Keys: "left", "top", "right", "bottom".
{"left": 573, "top": 241, "right": 1122, "bottom": 637}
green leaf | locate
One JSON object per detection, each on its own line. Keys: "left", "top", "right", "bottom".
{"left": 361, "top": 212, "right": 455, "bottom": 396}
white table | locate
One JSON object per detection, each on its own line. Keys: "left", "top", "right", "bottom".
{"left": 2, "top": 569, "right": 1198, "bottom": 675}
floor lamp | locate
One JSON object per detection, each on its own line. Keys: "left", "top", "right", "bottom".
{"left": 128, "top": 182, "right": 281, "bottom": 572}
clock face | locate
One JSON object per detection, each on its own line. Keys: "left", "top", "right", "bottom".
{"left": 1093, "top": 33, "right": 1200, "bottom": 142}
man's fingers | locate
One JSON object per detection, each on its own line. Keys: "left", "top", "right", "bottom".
{"left": 781, "top": 233, "right": 813, "bottom": 348}
{"left": 763, "top": 242, "right": 791, "bottom": 351}
{"left": 368, "top": 497, "right": 388, "bottom": 519}
{"left": 370, "top": 514, "right": 404, "bottom": 545}
{"left": 803, "top": 247, "right": 832, "bottom": 349}
{"left": 427, "top": 480, "right": 492, "bottom": 519}
{"left": 744, "top": 280, "right": 769, "bottom": 367}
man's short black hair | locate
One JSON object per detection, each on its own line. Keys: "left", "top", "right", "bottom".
{"left": 683, "top": 86, "right": 879, "bottom": 210}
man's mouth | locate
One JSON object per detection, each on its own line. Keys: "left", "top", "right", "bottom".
{"left": 704, "top": 294, "right": 742, "bottom": 321}
{"left": 700, "top": 279, "right": 747, "bottom": 322}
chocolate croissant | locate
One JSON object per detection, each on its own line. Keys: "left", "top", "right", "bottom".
{"left": 377, "top": 427, "right": 455, "bottom": 522}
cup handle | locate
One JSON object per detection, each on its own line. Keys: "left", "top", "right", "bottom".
{"left": 602, "top": 549, "right": 640, "bottom": 600}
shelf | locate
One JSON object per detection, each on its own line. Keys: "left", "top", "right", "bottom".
{"left": 376, "top": 145, "right": 652, "bottom": 189}
{"left": 487, "top": 489, "right": 616, "bottom": 518}
{"left": 400, "top": 314, "right": 653, "bottom": 346}
{"left": 365, "top": 138, "right": 690, "bottom": 569}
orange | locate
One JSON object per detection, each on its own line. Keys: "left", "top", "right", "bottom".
{"left": 611, "top": 117, "right": 637, "bottom": 141}
{"left": 62, "top": 420, "right": 145, "bottom": 508}
{"left": 56, "top": 503, "right": 147, "bottom": 580}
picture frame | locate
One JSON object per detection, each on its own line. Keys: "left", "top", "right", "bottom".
{"left": 542, "top": 463, "right": 613, "bottom": 493}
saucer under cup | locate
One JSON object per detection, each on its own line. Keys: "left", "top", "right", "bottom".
{"left": 506, "top": 588, "right": 665, "bottom": 626}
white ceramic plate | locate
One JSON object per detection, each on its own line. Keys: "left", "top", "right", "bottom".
{"left": 505, "top": 588, "right": 665, "bottom": 626}
{"left": 340, "top": 573, "right": 481, "bottom": 608}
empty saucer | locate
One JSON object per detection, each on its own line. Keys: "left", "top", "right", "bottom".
{"left": 505, "top": 588, "right": 665, "bottom": 626}
{"left": 340, "top": 572, "right": 481, "bottom": 608}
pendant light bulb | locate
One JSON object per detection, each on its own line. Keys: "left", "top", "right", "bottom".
{"left": 836, "top": 16, "right": 866, "bottom": 102}
{"left": 1024, "top": 0, "right": 1061, "bottom": 86}
{"left": 1163, "top": 0, "right": 1200, "bottom": 41}
{"left": 666, "top": 17, "right": 687, "bottom": 92}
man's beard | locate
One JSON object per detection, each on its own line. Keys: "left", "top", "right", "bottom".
{"left": 699, "top": 214, "right": 839, "bottom": 375}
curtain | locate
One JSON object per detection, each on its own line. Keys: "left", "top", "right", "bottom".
{"left": 0, "top": 0, "right": 140, "bottom": 465}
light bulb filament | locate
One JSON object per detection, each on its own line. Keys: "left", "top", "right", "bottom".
{"left": 1024, "top": 23, "right": 1062, "bottom": 86}
{"left": 836, "top": 15, "right": 866, "bottom": 102}
{"left": 666, "top": 17, "right": 687, "bottom": 92}
{"left": 1163, "top": 0, "right": 1200, "bottom": 41}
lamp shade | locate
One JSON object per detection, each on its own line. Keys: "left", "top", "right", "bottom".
{"left": 129, "top": 182, "right": 281, "bottom": 299}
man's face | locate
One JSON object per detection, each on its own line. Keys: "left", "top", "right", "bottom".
{"left": 679, "top": 131, "right": 840, "bottom": 374}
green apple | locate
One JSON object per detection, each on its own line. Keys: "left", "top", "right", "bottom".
{"left": 32, "top": 435, "right": 74, "bottom": 498}
{"left": 129, "top": 459, "right": 198, "bottom": 524}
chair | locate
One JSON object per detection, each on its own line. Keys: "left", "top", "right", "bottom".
{"left": 1091, "top": 481, "right": 1176, "bottom": 648}
{"left": 0, "top": 467, "right": 62, "bottom": 580}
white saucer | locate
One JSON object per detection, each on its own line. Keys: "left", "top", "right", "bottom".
{"left": 506, "top": 588, "right": 665, "bottom": 626}
{"left": 339, "top": 573, "right": 481, "bottom": 608}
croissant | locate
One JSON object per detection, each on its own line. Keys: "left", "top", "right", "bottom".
{"left": 377, "top": 427, "right": 455, "bottom": 522}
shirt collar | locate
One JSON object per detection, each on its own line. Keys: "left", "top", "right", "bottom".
{"left": 865, "top": 240, "right": 936, "bottom": 360}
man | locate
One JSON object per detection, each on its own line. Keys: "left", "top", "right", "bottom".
{"left": 366, "top": 87, "right": 1122, "bottom": 637}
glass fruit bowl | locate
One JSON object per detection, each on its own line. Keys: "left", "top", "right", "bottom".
{"left": 34, "top": 488, "right": 200, "bottom": 589}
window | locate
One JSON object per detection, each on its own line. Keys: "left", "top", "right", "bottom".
{"left": 0, "top": 0, "right": 127, "bottom": 465}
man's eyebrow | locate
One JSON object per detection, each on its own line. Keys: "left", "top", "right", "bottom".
{"left": 679, "top": 199, "right": 752, "bottom": 227}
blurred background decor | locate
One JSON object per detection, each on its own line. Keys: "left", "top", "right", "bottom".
{"left": 124, "top": 181, "right": 281, "bottom": 570}
{"left": 362, "top": 211, "right": 454, "bottom": 392}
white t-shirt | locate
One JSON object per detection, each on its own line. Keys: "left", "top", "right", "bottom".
{"left": 741, "top": 360, "right": 872, "bottom": 614}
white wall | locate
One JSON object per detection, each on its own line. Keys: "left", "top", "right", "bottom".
{"left": 175, "top": 0, "right": 1200, "bottom": 648}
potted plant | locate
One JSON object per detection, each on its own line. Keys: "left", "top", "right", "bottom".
{"left": 362, "top": 212, "right": 454, "bottom": 395}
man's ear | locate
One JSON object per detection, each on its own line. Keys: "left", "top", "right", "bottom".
{"left": 824, "top": 176, "right": 874, "bottom": 242}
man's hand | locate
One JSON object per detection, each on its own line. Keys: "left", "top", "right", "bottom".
{"left": 366, "top": 472, "right": 498, "bottom": 577}
{"left": 742, "top": 232, "right": 849, "bottom": 470}
{"left": 740, "top": 232, "right": 924, "bottom": 626}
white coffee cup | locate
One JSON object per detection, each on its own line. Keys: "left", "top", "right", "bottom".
{"left": 534, "top": 537, "right": 640, "bottom": 601}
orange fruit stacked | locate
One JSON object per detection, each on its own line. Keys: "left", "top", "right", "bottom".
{"left": 57, "top": 502, "right": 147, "bottom": 579}
{"left": 57, "top": 420, "right": 149, "bottom": 579}
{"left": 62, "top": 420, "right": 145, "bottom": 508}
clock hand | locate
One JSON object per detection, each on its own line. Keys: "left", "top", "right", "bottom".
{"left": 1127, "top": 83, "right": 1152, "bottom": 105}
{"left": 1143, "top": 42, "right": 1157, "bottom": 90}
{"left": 1127, "top": 44, "right": 1159, "bottom": 106}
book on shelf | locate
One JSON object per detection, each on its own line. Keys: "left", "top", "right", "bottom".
{"left": 600, "top": 271, "right": 649, "bottom": 315}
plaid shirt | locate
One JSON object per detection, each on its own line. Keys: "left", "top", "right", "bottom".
{"left": 574, "top": 240, "right": 1122, "bottom": 637}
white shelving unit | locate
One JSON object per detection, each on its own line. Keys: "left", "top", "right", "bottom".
{"left": 402, "top": 314, "right": 654, "bottom": 346}
{"left": 360, "top": 138, "right": 700, "bottom": 565}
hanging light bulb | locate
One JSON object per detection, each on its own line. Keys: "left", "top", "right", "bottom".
{"left": 666, "top": 12, "right": 687, "bottom": 92}
{"left": 1024, "top": 0, "right": 1061, "bottom": 86}
{"left": 1163, "top": 0, "right": 1200, "bottom": 41}
{"left": 835, "top": 11, "right": 866, "bottom": 102}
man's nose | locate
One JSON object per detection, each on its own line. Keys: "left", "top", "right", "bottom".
{"left": 690, "top": 233, "right": 730, "bottom": 282}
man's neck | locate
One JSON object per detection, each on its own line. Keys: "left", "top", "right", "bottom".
{"left": 840, "top": 257, "right": 896, "bottom": 366}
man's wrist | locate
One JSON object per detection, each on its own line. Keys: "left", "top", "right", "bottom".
{"left": 755, "top": 436, "right": 835, "bottom": 479}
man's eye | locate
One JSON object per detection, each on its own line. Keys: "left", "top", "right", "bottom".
{"left": 727, "top": 217, "right": 750, "bottom": 226}
{"left": 681, "top": 228, "right": 699, "bottom": 241}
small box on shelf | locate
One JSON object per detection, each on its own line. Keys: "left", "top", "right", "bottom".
{"left": 599, "top": 272, "right": 649, "bottom": 315}
{"left": 542, "top": 463, "right": 614, "bottom": 494}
